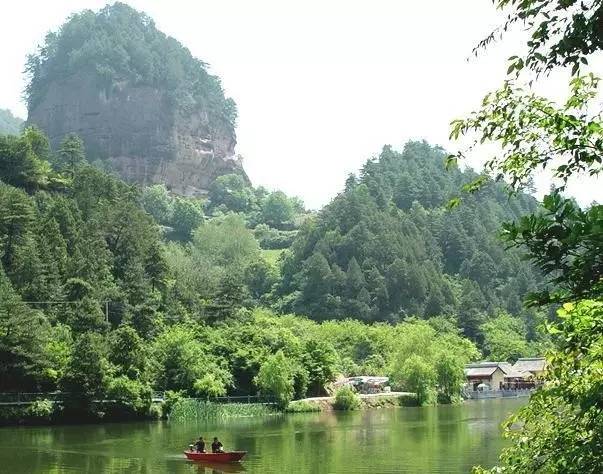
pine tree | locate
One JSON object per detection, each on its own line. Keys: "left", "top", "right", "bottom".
{"left": 56, "top": 134, "right": 85, "bottom": 174}
{"left": 0, "top": 184, "right": 35, "bottom": 272}
{"left": 0, "top": 268, "right": 51, "bottom": 390}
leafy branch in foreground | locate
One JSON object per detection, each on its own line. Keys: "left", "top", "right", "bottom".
{"left": 474, "top": 300, "right": 603, "bottom": 473}
{"left": 449, "top": 74, "right": 603, "bottom": 195}
{"left": 502, "top": 193, "right": 603, "bottom": 306}
{"left": 462, "top": 1, "right": 603, "bottom": 471}
{"left": 475, "top": 0, "right": 603, "bottom": 77}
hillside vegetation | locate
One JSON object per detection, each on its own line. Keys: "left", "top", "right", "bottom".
{"left": 0, "top": 126, "right": 547, "bottom": 421}
{"left": 277, "top": 142, "right": 543, "bottom": 340}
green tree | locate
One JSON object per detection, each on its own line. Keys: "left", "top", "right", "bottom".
{"left": 392, "top": 354, "right": 436, "bottom": 406}
{"left": 0, "top": 108, "right": 23, "bottom": 135}
{"left": 296, "top": 252, "right": 335, "bottom": 319}
{"left": 456, "top": 2, "right": 603, "bottom": 472}
{"left": 208, "top": 174, "right": 254, "bottom": 213}
{"left": 434, "top": 352, "right": 465, "bottom": 403}
{"left": 191, "top": 214, "right": 259, "bottom": 274}
{"left": 43, "top": 324, "right": 73, "bottom": 387}
{"left": 193, "top": 373, "right": 227, "bottom": 399}
{"left": 302, "top": 339, "right": 338, "bottom": 395}
{"left": 151, "top": 325, "right": 231, "bottom": 393}
{"left": 333, "top": 386, "right": 361, "bottom": 410}
{"left": 244, "top": 258, "right": 279, "bottom": 302}
{"left": 0, "top": 268, "right": 51, "bottom": 390}
{"left": 106, "top": 375, "right": 152, "bottom": 417}
{"left": 108, "top": 325, "right": 147, "bottom": 380}
{"left": 56, "top": 134, "right": 85, "bottom": 174}
{"left": 502, "top": 194, "right": 603, "bottom": 306}
{"left": 255, "top": 350, "right": 294, "bottom": 408}
{"left": 0, "top": 127, "right": 55, "bottom": 192}
{"left": 141, "top": 184, "right": 173, "bottom": 225}
{"left": 480, "top": 313, "right": 530, "bottom": 362}
{"left": 261, "top": 191, "right": 296, "bottom": 229}
{"left": 170, "top": 197, "right": 204, "bottom": 240}
{"left": 0, "top": 184, "right": 35, "bottom": 272}
{"left": 486, "top": 301, "right": 603, "bottom": 473}
{"left": 60, "top": 332, "right": 106, "bottom": 401}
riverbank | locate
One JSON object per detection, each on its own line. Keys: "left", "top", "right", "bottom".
{"left": 0, "top": 391, "right": 448, "bottom": 426}
{"left": 286, "top": 392, "right": 418, "bottom": 412}
{"left": 0, "top": 400, "right": 163, "bottom": 427}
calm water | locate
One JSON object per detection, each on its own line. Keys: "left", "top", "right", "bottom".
{"left": 0, "top": 398, "right": 524, "bottom": 473}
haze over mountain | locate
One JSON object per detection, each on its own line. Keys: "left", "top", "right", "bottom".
{"left": 0, "top": 109, "right": 23, "bottom": 135}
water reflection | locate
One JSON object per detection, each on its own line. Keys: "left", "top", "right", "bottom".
{"left": 191, "top": 461, "right": 247, "bottom": 473}
{"left": 0, "top": 398, "right": 524, "bottom": 473}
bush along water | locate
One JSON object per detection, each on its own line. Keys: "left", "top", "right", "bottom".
{"left": 0, "top": 400, "right": 58, "bottom": 426}
{"left": 333, "top": 387, "right": 361, "bottom": 411}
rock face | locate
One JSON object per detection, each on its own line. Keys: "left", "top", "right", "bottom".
{"left": 28, "top": 73, "right": 247, "bottom": 196}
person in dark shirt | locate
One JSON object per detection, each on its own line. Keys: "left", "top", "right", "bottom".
{"left": 211, "top": 437, "right": 224, "bottom": 453}
{"left": 194, "top": 437, "right": 205, "bottom": 453}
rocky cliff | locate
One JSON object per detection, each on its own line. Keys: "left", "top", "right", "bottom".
{"left": 25, "top": 3, "right": 247, "bottom": 196}
{"left": 28, "top": 73, "right": 245, "bottom": 196}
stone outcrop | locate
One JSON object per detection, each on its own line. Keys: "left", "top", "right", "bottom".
{"left": 28, "top": 73, "right": 247, "bottom": 195}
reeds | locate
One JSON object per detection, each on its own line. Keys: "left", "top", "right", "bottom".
{"left": 169, "top": 399, "right": 276, "bottom": 421}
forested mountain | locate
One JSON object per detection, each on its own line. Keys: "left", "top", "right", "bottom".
{"left": 0, "top": 127, "right": 306, "bottom": 394}
{"left": 25, "top": 3, "right": 245, "bottom": 196}
{"left": 0, "top": 125, "right": 545, "bottom": 417}
{"left": 278, "top": 141, "right": 543, "bottom": 339}
{"left": 0, "top": 109, "right": 23, "bottom": 135}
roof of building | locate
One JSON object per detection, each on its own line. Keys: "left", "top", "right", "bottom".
{"left": 504, "top": 369, "right": 531, "bottom": 379}
{"left": 512, "top": 357, "right": 546, "bottom": 373}
{"left": 464, "top": 362, "right": 508, "bottom": 377}
{"left": 499, "top": 362, "right": 513, "bottom": 374}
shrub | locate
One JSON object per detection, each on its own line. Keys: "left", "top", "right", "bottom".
{"left": 148, "top": 403, "right": 163, "bottom": 420}
{"left": 0, "top": 407, "right": 27, "bottom": 425}
{"left": 393, "top": 354, "right": 437, "bottom": 406}
{"left": 163, "top": 390, "right": 185, "bottom": 416}
{"left": 255, "top": 350, "right": 294, "bottom": 409}
{"left": 333, "top": 386, "right": 361, "bottom": 410}
{"left": 106, "top": 376, "right": 152, "bottom": 417}
{"left": 193, "top": 373, "right": 227, "bottom": 399}
{"left": 26, "top": 400, "right": 54, "bottom": 421}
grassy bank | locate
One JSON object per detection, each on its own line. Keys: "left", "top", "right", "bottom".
{"left": 1, "top": 392, "right": 445, "bottom": 426}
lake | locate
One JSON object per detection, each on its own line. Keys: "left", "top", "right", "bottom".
{"left": 0, "top": 398, "right": 524, "bottom": 473}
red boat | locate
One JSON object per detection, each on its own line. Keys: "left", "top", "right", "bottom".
{"left": 184, "top": 451, "right": 247, "bottom": 463}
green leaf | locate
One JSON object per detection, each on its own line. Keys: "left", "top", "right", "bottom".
{"left": 445, "top": 155, "right": 458, "bottom": 170}
{"left": 446, "top": 197, "right": 461, "bottom": 210}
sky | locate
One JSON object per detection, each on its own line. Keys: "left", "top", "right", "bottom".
{"left": 1, "top": 0, "right": 601, "bottom": 208}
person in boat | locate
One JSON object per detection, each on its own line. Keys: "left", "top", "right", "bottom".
{"left": 194, "top": 436, "right": 206, "bottom": 453}
{"left": 211, "top": 437, "right": 224, "bottom": 453}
